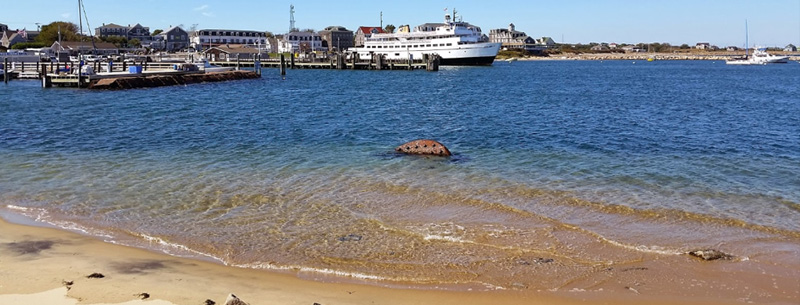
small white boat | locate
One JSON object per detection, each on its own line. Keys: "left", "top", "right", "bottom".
{"left": 750, "top": 48, "right": 789, "bottom": 64}
{"left": 726, "top": 58, "right": 765, "bottom": 65}
{"left": 198, "top": 60, "right": 234, "bottom": 73}
{"left": 726, "top": 49, "right": 788, "bottom": 65}
{"left": 726, "top": 20, "right": 788, "bottom": 65}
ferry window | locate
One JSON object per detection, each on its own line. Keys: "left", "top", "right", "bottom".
{"left": 413, "top": 45, "right": 419, "bottom": 48}
{"left": 446, "top": 43, "right": 452, "bottom": 46}
{"left": 426, "top": 44, "right": 431, "bottom": 47}
{"left": 395, "top": 53, "right": 400, "bottom": 56}
{"left": 433, "top": 44, "right": 438, "bottom": 47}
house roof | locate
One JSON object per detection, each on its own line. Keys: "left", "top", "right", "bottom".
{"left": 159, "top": 26, "right": 187, "bottom": 36}
{"left": 357, "top": 26, "right": 385, "bottom": 34}
{"left": 99, "top": 23, "right": 126, "bottom": 28}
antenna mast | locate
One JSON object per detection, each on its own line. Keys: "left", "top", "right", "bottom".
{"left": 289, "top": 5, "right": 296, "bottom": 32}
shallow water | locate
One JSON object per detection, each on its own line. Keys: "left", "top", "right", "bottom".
{"left": 1, "top": 60, "right": 799, "bottom": 290}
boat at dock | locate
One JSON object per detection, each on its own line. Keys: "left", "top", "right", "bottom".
{"left": 347, "top": 10, "right": 501, "bottom": 66}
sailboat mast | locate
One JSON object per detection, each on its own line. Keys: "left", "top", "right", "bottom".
{"left": 745, "top": 20, "right": 749, "bottom": 58}
{"left": 78, "top": 0, "right": 82, "bottom": 39}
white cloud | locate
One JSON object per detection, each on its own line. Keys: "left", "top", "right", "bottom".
{"left": 193, "top": 4, "right": 213, "bottom": 17}
{"left": 61, "top": 13, "right": 71, "bottom": 19}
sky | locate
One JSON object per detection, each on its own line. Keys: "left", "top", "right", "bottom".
{"left": 3, "top": 0, "right": 799, "bottom": 47}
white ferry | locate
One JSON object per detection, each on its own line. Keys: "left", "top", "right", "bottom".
{"left": 348, "top": 10, "right": 501, "bottom": 66}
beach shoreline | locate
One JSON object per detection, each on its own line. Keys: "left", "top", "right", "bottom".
{"left": 497, "top": 51, "right": 800, "bottom": 61}
{"left": 2, "top": 215, "right": 797, "bottom": 305}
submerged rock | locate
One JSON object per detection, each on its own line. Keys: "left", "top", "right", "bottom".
{"left": 395, "top": 139, "right": 451, "bottom": 156}
{"left": 225, "top": 293, "right": 249, "bottom": 305}
{"left": 688, "top": 249, "right": 734, "bottom": 261}
{"left": 338, "top": 234, "right": 363, "bottom": 242}
{"left": 86, "top": 272, "right": 105, "bottom": 278}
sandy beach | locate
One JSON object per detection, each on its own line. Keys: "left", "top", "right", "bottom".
{"left": 499, "top": 51, "right": 800, "bottom": 61}
{"left": 0, "top": 216, "right": 797, "bottom": 305}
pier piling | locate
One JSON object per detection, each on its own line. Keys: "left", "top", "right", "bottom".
{"left": 3, "top": 58, "right": 8, "bottom": 84}
{"left": 279, "top": 54, "right": 286, "bottom": 75}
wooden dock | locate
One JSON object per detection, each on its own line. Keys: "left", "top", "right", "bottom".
{"left": 5, "top": 53, "right": 441, "bottom": 88}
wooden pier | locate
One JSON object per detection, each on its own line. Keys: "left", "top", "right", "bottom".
{"left": 209, "top": 53, "right": 441, "bottom": 71}
{"left": 5, "top": 53, "right": 440, "bottom": 88}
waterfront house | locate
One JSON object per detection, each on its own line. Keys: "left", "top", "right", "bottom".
{"left": 0, "top": 23, "right": 8, "bottom": 31}
{"left": 489, "top": 23, "right": 540, "bottom": 51}
{"left": 1, "top": 30, "right": 25, "bottom": 48}
{"left": 353, "top": 26, "right": 385, "bottom": 47}
{"left": 50, "top": 41, "right": 119, "bottom": 56}
{"left": 785, "top": 44, "right": 797, "bottom": 52}
{"left": 489, "top": 24, "right": 528, "bottom": 43}
{"left": 695, "top": 42, "right": 718, "bottom": 50}
{"left": 191, "top": 29, "right": 268, "bottom": 51}
{"left": 535, "top": 37, "right": 557, "bottom": 49}
{"left": 202, "top": 44, "right": 268, "bottom": 61}
{"left": 319, "top": 26, "right": 354, "bottom": 52}
{"left": 95, "top": 23, "right": 151, "bottom": 42}
{"left": 608, "top": 43, "right": 619, "bottom": 49}
{"left": 726, "top": 46, "right": 739, "bottom": 51}
{"left": 155, "top": 26, "right": 189, "bottom": 52}
{"left": 1, "top": 29, "right": 38, "bottom": 48}
{"left": 590, "top": 44, "right": 610, "bottom": 52}
{"left": 278, "top": 31, "right": 324, "bottom": 54}
{"left": 622, "top": 45, "right": 644, "bottom": 53}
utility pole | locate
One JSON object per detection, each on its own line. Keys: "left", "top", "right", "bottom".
{"left": 380, "top": 11, "right": 383, "bottom": 29}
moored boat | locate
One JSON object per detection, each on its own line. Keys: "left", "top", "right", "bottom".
{"left": 348, "top": 10, "right": 501, "bottom": 66}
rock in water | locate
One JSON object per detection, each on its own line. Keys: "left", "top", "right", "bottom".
{"left": 225, "top": 293, "right": 249, "bottom": 305}
{"left": 688, "top": 249, "right": 734, "bottom": 261}
{"left": 395, "top": 139, "right": 451, "bottom": 156}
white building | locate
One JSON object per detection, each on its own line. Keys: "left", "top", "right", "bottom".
{"left": 191, "top": 29, "right": 268, "bottom": 51}
{"left": 278, "top": 31, "right": 324, "bottom": 54}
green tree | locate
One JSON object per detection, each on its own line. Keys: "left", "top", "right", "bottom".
{"left": 129, "top": 38, "right": 141, "bottom": 48}
{"left": 36, "top": 21, "right": 80, "bottom": 45}
{"left": 384, "top": 24, "right": 396, "bottom": 33}
{"left": 680, "top": 44, "right": 690, "bottom": 49}
{"left": 152, "top": 29, "right": 163, "bottom": 36}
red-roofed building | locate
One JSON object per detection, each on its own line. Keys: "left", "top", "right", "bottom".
{"left": 354, "top": 26, "right": 385, "bottom": 47}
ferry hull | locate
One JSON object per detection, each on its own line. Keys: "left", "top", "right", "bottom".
{"left": 440, "top": 56, "right": 496, "bottom": 66}
{"left": 351, "top": 43, "right": 501, "bottom": 66}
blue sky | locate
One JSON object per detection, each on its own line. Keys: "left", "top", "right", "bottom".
{"left": 3, "top": 0, "right": 799, "bottom": 47}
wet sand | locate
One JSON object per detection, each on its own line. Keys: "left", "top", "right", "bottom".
{"left": 1, "top": 217, "right": 797, "bottom": 305}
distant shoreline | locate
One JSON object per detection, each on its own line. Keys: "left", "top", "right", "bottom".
{"left": 498, "top": 52, "right": 800, "bottom": 61}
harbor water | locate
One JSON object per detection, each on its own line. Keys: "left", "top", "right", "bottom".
{"left": 1, "top": 61, "right": 799, "bottom": 294}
